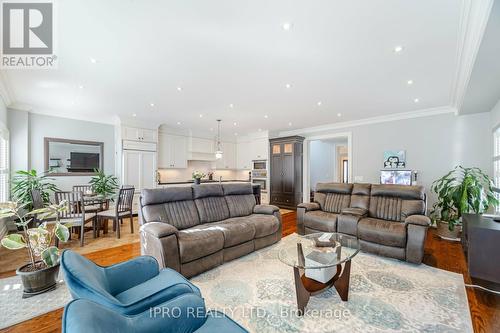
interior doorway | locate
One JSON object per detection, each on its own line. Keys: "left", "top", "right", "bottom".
{"left": 303, "top": 132, "right": 352, "bottom": 203}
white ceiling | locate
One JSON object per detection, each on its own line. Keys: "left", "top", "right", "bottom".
{"left": 4, "top": 0, "right": 465, "bottom": 135}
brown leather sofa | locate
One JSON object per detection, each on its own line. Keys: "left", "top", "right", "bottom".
{"left": 139, "top": 183, "right": 282, "bottom": 277}
{"left": 297, "top": 183, "right": 430, "bottom": 264}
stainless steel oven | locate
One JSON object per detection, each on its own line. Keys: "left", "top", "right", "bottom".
{"left": 252, "top": 178, "right": 266, "bottom": 191}
{"left": 251, "top": 160, "right": 267, "bottom": 179}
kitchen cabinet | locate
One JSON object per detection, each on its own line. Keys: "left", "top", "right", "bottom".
{"left": 215, "top": 142, "right": 236, "bottom": 169}
{"left": 122, "top": 150, "right": 157, "bottom": 190}
{"left": 122, "top": 126, "right": 157, "bottom": 143}
{"left": 158, "top": 133, "right": 188, "bottom": 168}
{"left": 269, "top": 136, "right": 304, "bottom": 209}
{"left": 251, "top": 138, "right": 268, "bottom": 160}
{"left": 236, "top": 141, "right": 252, "bottom": 170}
{"left": 189, "top": 137, "right": 214, "bottom": 153}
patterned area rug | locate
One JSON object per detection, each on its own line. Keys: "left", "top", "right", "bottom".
{"left": 192, "top": 233, "right": 473, "bottom": 333}
{"left": 0, "top": 271, "right": 71, "bottom": 329}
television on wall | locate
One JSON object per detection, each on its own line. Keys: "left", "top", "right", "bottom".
{"left": 69, "top": 152, "right": 100, "bottom": 172}
{"left": 380, "top": 170, "right": 413, "bottom": 185}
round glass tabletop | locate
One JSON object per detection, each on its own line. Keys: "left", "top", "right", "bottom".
{"left": 279, "top": 233, "right": 360, "bottom": 269}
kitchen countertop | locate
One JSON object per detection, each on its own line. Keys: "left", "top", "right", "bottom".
{"left": 158, "top": 179, "right": 252, "bottom": 185}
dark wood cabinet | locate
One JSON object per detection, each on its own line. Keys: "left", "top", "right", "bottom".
{"left": 269, "top": 136, "right": 304, "bottom": 209}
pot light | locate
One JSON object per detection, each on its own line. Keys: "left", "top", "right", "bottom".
{"left": 394, "top": 46, "right": 403, "bottom": 53}
{"left": 199, "top": 114, "right": 203, "bottom": 118}
{"left": 288, "top": 122, "right": 292, "bottom": 126}
{"left": 407, "top": 80, "right": 413, "bottom": 85}
{"left": 132, "top": 113, "right": 137, "bottom": 117}
{"left": 282, "top": 22, "right": 292, "bottom": 31}
{"left": 264, "top": 115, "right": 268, "bottom": 119}
{"left": 177, "top": 87, "right": 182, "bottom": 91}
{"left": 285, "top": 83, "right": 291, "bottom": 89}
{"left": 337, "top": 113, "right": 342, "bottom": 117}
{"left": 233, "top": 122, "right": 237, "bottom": 126}
{"left": 78, "top": 85, "right": 84, "bottom": 89}
{"left": 317, "top": 101, "right": 322, "bottom": 106}
{"left": 258, "top": 128, "right": 262, "bottom": 132}
{"left": 414, "top": 98, "right": 420, "bottom": 103}
{"left": 177, "top": 121, "right": 181, "bottom": 125}
{"left": 150, "top": 103, "right": 155, "bottom": 107}
{"left": 234, "top": 133, "right": 238, "bottom": 136}
{"left": 229, "top": 103, "right": 234, "bottom": 108}
{"left": 90, "top": 57, "right": 97, "bottom": 64}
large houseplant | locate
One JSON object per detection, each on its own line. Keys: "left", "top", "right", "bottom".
{"left": 11, "top": 170, "right": 59, "bottom": 211}
{"left": 0, "top": 201, "right": 70, "bottom": 297}
{"left": 89, "top": 169, "right": 119, "bottom": 197}
{"left": 430, "top": 166, "right": 498, "bottom": 239}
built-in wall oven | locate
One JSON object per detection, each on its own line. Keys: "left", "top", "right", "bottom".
{"left": 251, "top": 160, "right": 268, "bottom": 203}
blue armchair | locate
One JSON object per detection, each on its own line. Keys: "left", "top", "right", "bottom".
{"left": 61, "top": 250, "right": 201, "bottom": 315}
{"left": 63, "top": 293, "right": 248, "bottom": 333}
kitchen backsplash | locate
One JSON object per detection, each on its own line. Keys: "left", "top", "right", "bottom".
{"left": 158, "top": 160, "right": 250, "bottom": 183}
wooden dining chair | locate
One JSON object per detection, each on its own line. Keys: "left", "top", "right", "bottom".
{"left": 96, "top": 187, "right": 135, "bottom": 239}
{"left": 55, "top": 191, "right": 97, "bottom": 247}
{"left": 30, "top": 189, "right": 45, "bottom": 227}
{"left": 73, "top": 185, "right": 102, "bottom": 213}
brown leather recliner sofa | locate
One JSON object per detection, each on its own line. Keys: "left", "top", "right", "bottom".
{"left": 297, "top": 183, "right": 430, "bottom": 264}
{"left": 139, "top": 183, "right": 282, "bottom": 277}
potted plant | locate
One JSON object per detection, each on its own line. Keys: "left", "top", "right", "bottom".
{"left": 430, "top": 166, "right": 498, "bottom": 239}
{"left": 11, "top": 170, "right": 59, "bottom": 211}
{"left": 192, "top": 171, "right": 206, "bottom": 185}
{"left": 0, "top": 201, "right": 70, "bottom": 298}
{"left": 89, "top": 169, "right": 119, "bottom": 197}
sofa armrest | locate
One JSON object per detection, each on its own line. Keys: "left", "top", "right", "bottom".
{"left": 140, "top": 222, "right": 181, "bottom": 272}
{"left": 297, "top": 202, "right": 320, "bottom": 212}
{"left": 253, "top": 204, "right": 279, "bottom": 215}
{"left": 405, "top": 215, "right": 431, "bottom": 227}
{"left": 105, "top": 256, "right": 159, "bottom": 295}
{"left": 140, "top": 222, "right": 178, "bottom": 238}
{"left": 341, "top": 207, "right": 367, "bottom": 217}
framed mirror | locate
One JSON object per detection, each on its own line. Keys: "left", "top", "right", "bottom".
{"left": 44, "top": 137, "right": 104, "bottom": 176}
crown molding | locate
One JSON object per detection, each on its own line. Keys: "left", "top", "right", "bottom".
{"left": 278, "top": 106, "right": 457, "bottom": 137}
{"left": 450, "top": 0, "right": 494, "bottom": 113}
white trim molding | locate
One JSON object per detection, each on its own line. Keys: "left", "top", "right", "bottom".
{"left": 450, "top": 0, "right": 494, "bottom": 113}
{"left": 302, "top": 132, "right": 352, "bottom": 203}
{"left": 279, "top": 106, "right": 456, "bottom": 137}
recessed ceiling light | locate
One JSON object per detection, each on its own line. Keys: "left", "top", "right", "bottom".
{"left": 337, "top": 113, "right": 342, "bottom": 117}
{"left": 394, "top": 46, "right": 403, "bottom": 53}
{"left": 150, "top": 103, "right": 155, "bottom": 107}
{"left": 132, "top": 113, "right": 137, "bottom": 117}
{"left": 288, "top": 122, "right": 292, "bottom": 126}
{"left": 414, "top": 98, "right": 420, "bottom": 103}
{"left": 229, "top": 103, "right": 234, "bottom": 108}
{"left": 258, "top": 128, "right": 262, "bottom": 132}
{"left": 285, "top": 83, "right": 291, "bottom": 89}
{"left": 199, "top": 114, "right": 203, "bottom": 118}
{"left": 177, "top": 87, "right": 182, "bottom": 91}
{"left": 264, "top": 115, "right": 268, "bottom": 119}
{"left": 177, "top": 121, "right": 181, "bottom": 125}
{"left": 233, "top": 122, "right": 237, "bottom": 126}
{"left": 407, "top": 80, "right": 413, "bottom": 85}
{"left": 282, "top": 22, "right": 292, "bottom": 31}
{"left": 78, "top": 85, "right": 84, "bottom": 89}
{"left": 90, "top": 57, "right": 97, "bottom": 64}
{"left": 234, "top": 133, "right": 238, "bottom": 136}
{"left": 317, "top": 101, "right": 322, "bottom": 106}
{"left": 210, "top": 127, "right": 214, "bottom": 131}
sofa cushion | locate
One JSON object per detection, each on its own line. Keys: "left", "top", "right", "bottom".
{"left": 357, "top": 218, "right": 406, "bottom": 247}
{"left": 210, "top": 220, "right": 256, "bottom": 247}
{"left": 142, "top": 200, "right": 200, "bottom": 230}
{"left": 303, "top": 211, "right": 338, "bottom": 232}
{"left": 224, "top": 214, "right": 280, "bottom": 238}
{"left": 225, "top": 194, "right": 256, "bottom": 218}
{"left": 178, "top": 227, "right": 224, "bottom": 263}
{"left": 192, "top": 184, "right": 230, "bottom": 223}
{"left": 141, "top": 187, "right": 193, "bottom": 206}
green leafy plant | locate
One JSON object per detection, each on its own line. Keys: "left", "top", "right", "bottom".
{"left": 0, "top": 201, "right": 70, "bottom": 268}
{"left": 430, "top": 166, "right": 498, "bottom": 231}
{"left": 11, "top": 170, "right": 59, "bottom": 211}
{"left": 192, "top": 170, "right": 206, "bottom": 179}
{"left": 89, "top": 169, "right": 119, "bottom": 198}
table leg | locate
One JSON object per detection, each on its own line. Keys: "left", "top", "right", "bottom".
{"left": 293, "top": 267, "right": 310, "bottom": 316}
{"left": 334, "top": 259, "right": 351, "bottom": 301}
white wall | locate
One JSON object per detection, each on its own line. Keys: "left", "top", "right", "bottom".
{"left": 0, "top": 96, "right": 6, "bottom": 125}
{"left": 9, "top": 111, "right": 116, "bottom": 191}
{"left": 491, "top": 99, "right": 500, "bottom": 129}
{"left": 295, "top": 112, "right": 491, "bottom": 204}
{"left": 310, "top": 140, "right": 347, "bottom": 189}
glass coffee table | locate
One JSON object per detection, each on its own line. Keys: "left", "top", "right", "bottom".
{"left": 279, "top": 233, "right": 360, "bottom": 315}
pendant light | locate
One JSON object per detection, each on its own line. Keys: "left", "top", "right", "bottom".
{"left": 215, "top": 119, "right": 223, "bottom": 159}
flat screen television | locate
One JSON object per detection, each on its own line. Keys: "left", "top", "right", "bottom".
{"left": 380, "top": 170, "right": 412, "bottom": 185}
{"left": 69, "top": 152, "right": 99, "bottom": 172}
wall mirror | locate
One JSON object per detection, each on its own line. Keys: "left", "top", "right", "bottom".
{"left": 44, "top": 137, "right": 104, "bottom": 176}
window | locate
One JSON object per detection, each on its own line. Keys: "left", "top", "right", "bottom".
{"left": 0, "top": 123, "right": 8, "bottom": 203}
{"left": 494, "top": 128, "right": 500, "bottom": 212}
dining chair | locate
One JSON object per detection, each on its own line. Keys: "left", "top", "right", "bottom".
{"left": 55, "top": 191, "right": 97, "bottom": 246}
{"left": 96, "top": 187, "right": 135, "bottom": 239}
{"left": 30, "top": 189, "right": 45, "bottom": 227}
{"left": 73, "top": 184, "right": 102, "bottom": 213}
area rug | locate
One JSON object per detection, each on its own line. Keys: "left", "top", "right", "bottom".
{"left": 192, "top": 233, "right": 473, "bottom": 333}
{"left": 0, "top": 272, "right": 71, "bottom": 329}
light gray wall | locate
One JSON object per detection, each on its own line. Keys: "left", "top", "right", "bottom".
{"left": 8, "top": 111, "right": 116, "bottom": 191}
{"left": 490, "top": 99, "right": 500, "bottom": 130}
{"left": 0, "top": 97, "right": 6, "bottom": 125}
{"left": 8, "top": 109, "right": 29, "bottom": 172}
{"left": 310, "top": 140, "right": 336, "bottom": 190}
{"left": 300, "top": 112, "right": 491, "bottom": 204}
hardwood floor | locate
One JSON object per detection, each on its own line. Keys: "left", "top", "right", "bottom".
{"left": 2, "top": 212, "right": 499, "bottom": 333}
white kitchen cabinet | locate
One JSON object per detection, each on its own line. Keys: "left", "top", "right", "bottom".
{"left": 189, "top": 137, "right": 214, "bottom": 153}
{"left": 236, "top": 141, "right": 252, "bottom": 170}
{"left": 122, "top": 150, "right": 157, "bottom": 190}
{"left": 158, "top": 134, "right": 188, "bottom": 168}
{"left": 122, "top": 126, "right": 157, "bottom": 143}
{"left": 251, "top": 138, "right": 268, "bottom": 160}
{"left": 215, "top": 142, "right": 236, "bottom": 169}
